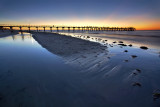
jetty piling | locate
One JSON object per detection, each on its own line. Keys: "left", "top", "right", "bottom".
{"left": 50, "top": 27, "right": 52, "bottom": 32}
{"left": 28, "top": 27, "right": 30, "bottom": 32}
{"left": 56, "top": 27, "right": 59, "bottom": 31}
{"left": 43, "top": 27, "right": 45, "bottom": 32}
{"left": 68, "top": 27, "right": 70, "bottom": 31}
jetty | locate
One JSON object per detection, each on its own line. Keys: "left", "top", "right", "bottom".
{"left": 0, "top": 24, "right": 136, "bottom": 32}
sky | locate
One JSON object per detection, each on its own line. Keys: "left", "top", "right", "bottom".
{"left": 0, "top": 0, "right": 160, "bottom": 30}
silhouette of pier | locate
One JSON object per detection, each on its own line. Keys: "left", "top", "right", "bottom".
{"left": 0, "top": 24, "right": 136, "bottom": 32}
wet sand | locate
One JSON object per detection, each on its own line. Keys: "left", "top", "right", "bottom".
{"left": 32, "top": 32, "right": 110, "bottom": 71}
{"left": 31, "top": 31, "right": 160, "bottom": 107}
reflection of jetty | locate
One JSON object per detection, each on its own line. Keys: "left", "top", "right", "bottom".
{"left": 0, "top": 24, "right": 136, "bottom": 32}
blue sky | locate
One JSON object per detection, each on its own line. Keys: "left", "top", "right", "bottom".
{"left": 0, "top": 0, "right": 160, "bottom": 29}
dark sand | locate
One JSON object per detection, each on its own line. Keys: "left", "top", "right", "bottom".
{"left": 32, "top": 32, "right": 111, "bottom": 71}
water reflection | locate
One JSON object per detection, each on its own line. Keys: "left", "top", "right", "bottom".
{"left": 0, "top": 32, "right": 81, "bottom": 107}
{"left": 58, "top": 31, "right": 160, "bottom": 51}
{"left": 0, "top": 32, "right": 160, "bottom": 107}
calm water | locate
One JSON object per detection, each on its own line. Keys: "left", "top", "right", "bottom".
{"left": 0, "top": 32, "right": 160, "bottom": 107}
{"left": 41, "top": 30, "right": 160, "bottom": 37}
{"left": 0, "top": 33, "right": 79, "bottom": 107}
{"left": 59, "top": 30, "right": 160, "bottom": 37}
{"left": 56, "top": 30, "right": 160, "bottom": 50}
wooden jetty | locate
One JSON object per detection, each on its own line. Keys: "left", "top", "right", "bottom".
{"left": 0, "top": 24, "right": 136, "bottom": 32}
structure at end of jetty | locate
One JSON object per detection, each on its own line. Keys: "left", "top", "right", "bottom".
{"left": 0, "top": 24, "right": 136, "bottom": 32}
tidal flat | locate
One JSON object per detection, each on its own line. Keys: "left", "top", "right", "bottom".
{"left": 0, "top": 30, "right": 160, "bottom": 107}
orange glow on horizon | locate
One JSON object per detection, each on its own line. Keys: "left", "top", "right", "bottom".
{"left": 1, "top": 14, "right": 160, "bottom": 30}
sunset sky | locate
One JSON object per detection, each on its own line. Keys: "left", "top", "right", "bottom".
{"left": 0, "top": 0, "right": 160, "bottom": 30}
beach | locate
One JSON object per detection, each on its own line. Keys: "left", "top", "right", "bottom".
{"left": 0, "top": 30, "right": 160, "bottom": 107}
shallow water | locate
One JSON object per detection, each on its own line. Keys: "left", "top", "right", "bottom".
{"left": 0, "top": 33, "right": 78, "bottom": 107}
{"left": 56, "top": 31, "right": 160, "bottom": 106}
{"left": 0, "top": 32, "right": 160, "bottom": 107}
